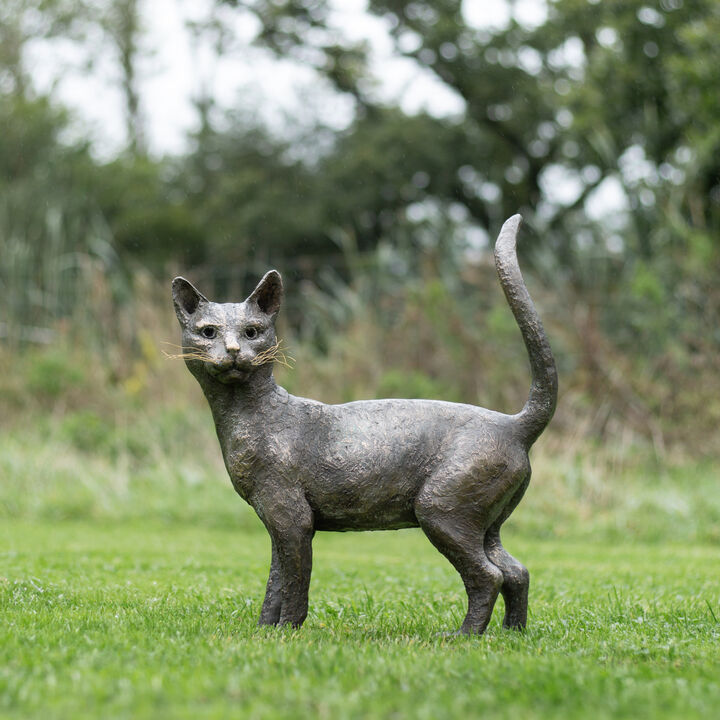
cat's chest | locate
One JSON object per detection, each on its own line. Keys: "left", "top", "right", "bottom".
{"left": 219, "top": 411, "right": 298, "bottom": 497}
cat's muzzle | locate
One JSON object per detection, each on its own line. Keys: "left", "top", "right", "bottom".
{"left": 207, "top": 356, "right": 253, "bottom": 384}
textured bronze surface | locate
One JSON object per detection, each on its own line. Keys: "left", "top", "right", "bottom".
{"left": 172, "top": 214, "right": 558, "bottom": 634}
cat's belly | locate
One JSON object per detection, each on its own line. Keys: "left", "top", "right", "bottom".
{"left": 304, "top": 451, "right": 429, "bottom": 531}
{"left": 315, "top": 516, "right": 418, "bottom": 532}
{"left": 311, "top": 481, "right": 420, "bottom": 531}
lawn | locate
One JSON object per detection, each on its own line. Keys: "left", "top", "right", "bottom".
{"left": 1, "top": 518, "right": 718, "bottom": 719}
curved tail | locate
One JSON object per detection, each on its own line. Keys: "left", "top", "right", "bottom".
{"left": 494, "top": 214, "right": 558, "bottom": 447}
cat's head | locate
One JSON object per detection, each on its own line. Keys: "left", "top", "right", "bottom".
{"left": 171, "top": 270, "right": 283, "bottom": 385}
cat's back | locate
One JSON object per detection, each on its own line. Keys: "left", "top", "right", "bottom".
{"left": 283, "top": 391, "right": 518, "bottom": 460}
{"left": 329, "top": 396, "right": 512, "bottom": 436}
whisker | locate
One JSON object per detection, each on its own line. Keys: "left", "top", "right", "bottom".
{"left": 162, "top": 349, "right": 215, "bottom": 362}
{"left": 160, "top": 341, "right": 210, "bottom": 355}
{"left": 161, "top": 342, "right": 214, "bottom": 361}
{"left": 163, "top": 339, "right": 294, "bottom": 368}
{"left": 251, "top": 339, "right": 295, "bottom": 369}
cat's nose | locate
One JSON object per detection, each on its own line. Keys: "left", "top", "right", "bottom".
{"left": 225, "top": 338, "right": 240, "bottom": 355}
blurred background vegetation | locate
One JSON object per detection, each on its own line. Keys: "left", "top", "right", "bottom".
{"left": 1, "top": 0, "right": 718, "bottom": 542}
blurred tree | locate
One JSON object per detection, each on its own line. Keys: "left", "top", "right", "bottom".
{"left": 216, "top": 0, "right": 718, "bottom": 258}
{"left": 219, "top": 0, "right": 371, "bottom": 103}
{"left": 217, "top": 0, "right": 564, "bottom": 248}
{"left": 176, "top": 109, "right": 327, "bottom": 292}
{"left": 0, "top": 92, "right": 121, "bottom": 339}
{"left": 318, "top": 107, "right": 469, "bottom": 252}
{"left": 89, "top": 154, "right": 206, "bottom": 271}
{"left": 0, "top": 0, "right": 150, "bottom": 156}
{"left": 98, "top": 0, "right": 148, "bottom": 156}
{"left": 0, "top": 0, "right": 94, "bottom": 99}
{"left": 212, "top": 0, "right": 719, "bottom": 334}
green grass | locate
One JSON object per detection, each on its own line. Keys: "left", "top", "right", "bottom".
{"left": 2, "top": 519, "right": 718, "bottom": 720}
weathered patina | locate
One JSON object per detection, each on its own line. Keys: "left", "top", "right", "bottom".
{"left": 172, "top": 214, "right": 557, "bottom": 634}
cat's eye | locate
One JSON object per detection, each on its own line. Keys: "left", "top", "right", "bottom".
{"left": 200, "top": 326, "right": 217, "bottom": 339}
{"left": 244, "top": 327, "right": 259, "bottom": 340}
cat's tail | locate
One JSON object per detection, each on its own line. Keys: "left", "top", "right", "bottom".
{"left": 494, "top": 214, "right": 558, "bottom": 447}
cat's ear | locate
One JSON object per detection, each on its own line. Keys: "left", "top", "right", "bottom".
{"left": 172, "top": 277, "right": 209, "bottom": 324}
{"left": 246, "top": 270, "right": 283, "bottom": 318}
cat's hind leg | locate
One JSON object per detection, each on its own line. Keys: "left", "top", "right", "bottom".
{"left": 415, "top": 492, "right": 503, "bottom": 635}
{"left": 484, "top": 475, "right": 530, "bottom": 630}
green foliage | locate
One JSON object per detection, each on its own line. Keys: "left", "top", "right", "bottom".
{"left": 24, "top": 349, "right": 85, "bottom": 400}
{"left": 178, "top": 119, "right": 328, "bottom": 271}
{"left": 59, "top": 410, "right": 115, "bottom": 454}
{"left": 0, "top": 96, "right": 76, "bottom": 180}
{"left": 630, "top": 262, "right": 665, "bottom": 306}
{"left": 0, "top": 93, "right": 127, "bottom": 340}
{"left": 91, "top": 155, "right": 208, "bottom": 270}
{"left": 319, "top": 108, "right": 468, "bottom": 251}
{"left": 0, "top": 406, "right": 245, "bottom": 526}
{"left": 376, "top": 368, "right": 459, "bottom": 402}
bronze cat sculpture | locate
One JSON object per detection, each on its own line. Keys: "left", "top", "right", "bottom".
{"left": 172, "top": 214, "right": 557, "bottom": 635}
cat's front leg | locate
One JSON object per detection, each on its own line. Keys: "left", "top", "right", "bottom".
{"left": 255, "top": 488, "right": 314, "bottom": 629}
{"left": 275, "top": 524, "right": 313, "bottom": 628}
{"left": 258, "top": 541, "right": 282, "bottom": 625}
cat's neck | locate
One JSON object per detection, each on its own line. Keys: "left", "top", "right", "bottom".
{"left": 193, "top": 364, "right": 280, "bottom": 426}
